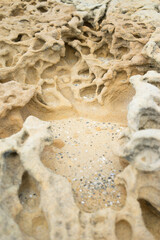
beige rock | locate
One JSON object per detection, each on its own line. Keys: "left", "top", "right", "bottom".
{"left": 119, "top": 69, "right": 160, "bottom": 239}
{"left": 143, "top": 28, "right": 160, "bottom": 67}
{"left": 127, "top": 71, "right": 160, "bottom": 133}
{"left": 0, "top": 116, "right": 155, "bottom": 240}
{"left": 0, "top": 0, "right": 160, "bottom": 240}
{"left": 0, "top": 0, "right": 158, "bottom": 123}
{"left": 0, "top": 81, "right": 36, "bottom": 118}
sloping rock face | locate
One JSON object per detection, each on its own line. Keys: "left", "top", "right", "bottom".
{"left": 0, "top": 0, "right": 159, "bottom": 123}
{"left": 0, "top": 0, "right": 160, "bottom": 240}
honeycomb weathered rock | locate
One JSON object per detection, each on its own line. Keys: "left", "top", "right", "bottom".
{"left": 0, "top": 0, "right": 160, "bottom": 239}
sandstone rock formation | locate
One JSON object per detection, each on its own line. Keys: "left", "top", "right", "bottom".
{"left": 0, "top": 0, "right": 160, "bottom": 239}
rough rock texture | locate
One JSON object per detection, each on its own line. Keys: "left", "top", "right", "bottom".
{"left": 0, "top": 81, "right": 36, "bottom": 118}
{"left": 0, "top": 0, "right": 160, "bottom": 240}
{"left": 0, "top": 0, "right": 159, "bottom": 122}
{"left": 0, "top": 116, "right": 156, "bottom": 240}
{"left": 118, "top": 70, "right": 160, "bottom": 239}
{"left": 127, "top": 71, "right": 160, "bottom": 133}
{"left": 143, "top": 28, "right": 160, "bottom": 68}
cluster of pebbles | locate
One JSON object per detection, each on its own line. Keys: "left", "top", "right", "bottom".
{"left": 42, "top": 118, "right": 126, "bottom": 212}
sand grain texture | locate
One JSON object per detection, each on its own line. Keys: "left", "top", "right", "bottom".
{"left": 0, "top": 0, "right": 160, "bottom": 239}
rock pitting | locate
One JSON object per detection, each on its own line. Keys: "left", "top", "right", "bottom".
{"left": 0, "top": 0, "right": 160, "bottom": 240}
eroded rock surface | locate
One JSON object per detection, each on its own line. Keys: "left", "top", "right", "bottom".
{"left": 119, "top": 70, "right": 160, "bottom": 239}
{"left": 0, "top": 116, "right": 156, "bottom": 240}
{"left": 0, "top": 0, "right": 159, "bottom": 123}
{"left": 0, "top": 0, "right": 160, "bottom": 239}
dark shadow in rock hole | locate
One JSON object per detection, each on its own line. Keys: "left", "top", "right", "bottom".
{"left": 17, "top": 171, "right": 50, "bottom": 240}
{"left": 139, "top": 199, "right": 160, "bottom": 240}
{"left": 115, "top": 220, "right": 132, "bottom": 240}
{"left": 2, "top": 150, "right": 23, "bottom": 187}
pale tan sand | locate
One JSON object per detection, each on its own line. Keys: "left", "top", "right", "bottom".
{"left": 41, "top": 117, "right": 126, "bottom": 212}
